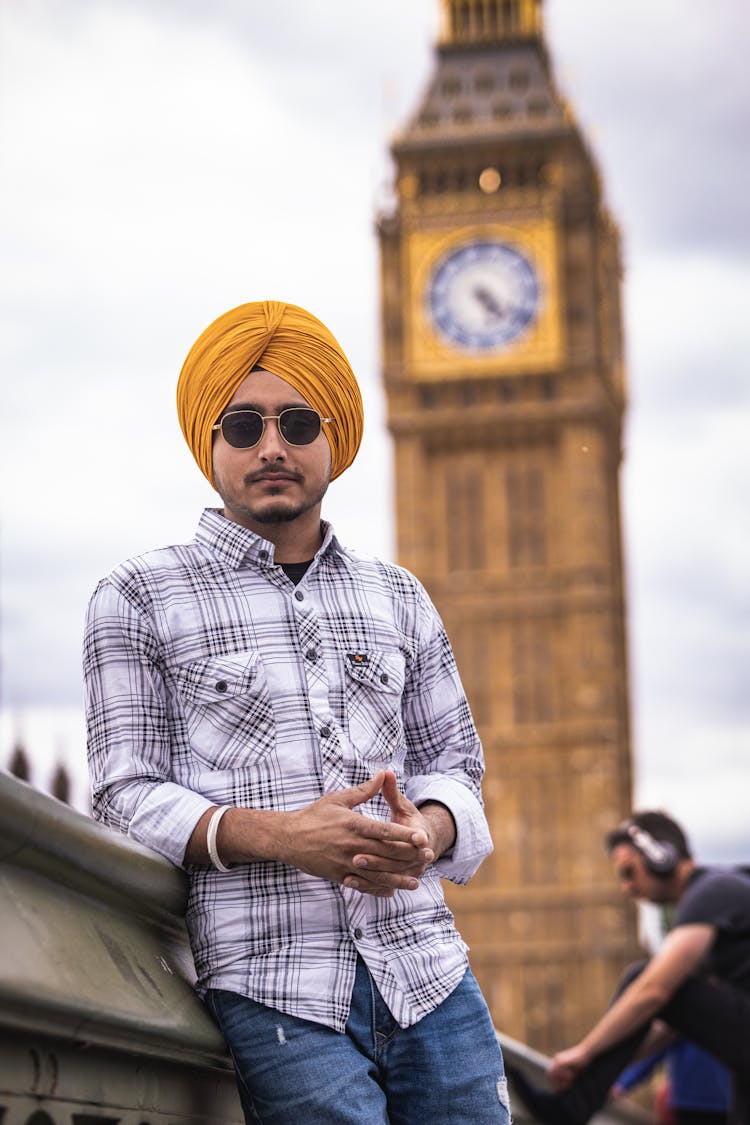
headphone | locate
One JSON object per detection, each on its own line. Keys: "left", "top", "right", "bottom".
{"left": 623, "top": 822, "right": 679, "bottom": 877}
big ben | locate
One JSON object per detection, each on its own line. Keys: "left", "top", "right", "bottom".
{"left": 378, "top": 0, "right": 639, "bottom": 1052}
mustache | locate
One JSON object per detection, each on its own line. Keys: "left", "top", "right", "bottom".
{"left": 244, "top": 467, "right": 303, "bottom": 485}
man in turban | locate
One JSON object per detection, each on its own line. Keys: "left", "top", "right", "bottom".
{"left": 84, "top": 301, "right": 508, "bottom": 1124}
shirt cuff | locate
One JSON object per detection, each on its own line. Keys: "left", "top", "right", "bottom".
{"left": 405, "top": 775, "right": 493, "bottom": 884}
{"left": 126, "top": 781, "right": 216, "bottom": 868}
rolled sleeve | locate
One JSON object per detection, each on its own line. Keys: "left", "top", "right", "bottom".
{"left": 84, "top": 577, "right": 209, "bottom": 867}
{"left": 401, "top": 581, "right": 493, "bottom": 885}
{"left": 123, "top": 779, "right": 213, "bottom": 867}
{"left": 406, "top": 774, "right": 493, "bottom": 884}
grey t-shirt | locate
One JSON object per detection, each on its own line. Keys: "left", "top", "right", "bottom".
{"left": 675, "top": 866, "right": 750, "bottom": 992}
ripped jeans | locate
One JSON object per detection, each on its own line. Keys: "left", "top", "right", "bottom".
{"left": 206, "top": 957, "right": 510, "bottom": 1125}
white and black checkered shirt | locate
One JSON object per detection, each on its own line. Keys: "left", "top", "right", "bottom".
{"left": 84, "top": 508, "right": 492, "bottom": 1031}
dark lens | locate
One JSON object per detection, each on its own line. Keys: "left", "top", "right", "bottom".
{"left": 279, "top": 408, "right": 321, "bottom": 446}
{"left": 222, "top": 411, "right": 264, "bottom": 448}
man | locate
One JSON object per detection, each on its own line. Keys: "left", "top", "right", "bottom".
{"left": 510, "top": 810, "right": 750, "bottom": 1125}
{"left": 84, "top": 300, "right": 510, "bottom": 1124}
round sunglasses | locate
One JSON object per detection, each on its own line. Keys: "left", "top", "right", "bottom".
{"left": 212, "top": 408, "right": 331, "bottom": 449}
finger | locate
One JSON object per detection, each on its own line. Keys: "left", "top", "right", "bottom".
{"left": 333, "top": 771, "right": 386, "bottom": 810}
{"left": 343, "top": 870, "right": 420, "bottom": 894}
{"left": 351, "top": 814, "right": 426, "bottom": 849}
{"left": 343, "top": 882, "right": 395, "bottom": 899}
{"left": 380, "top": 770, "right": 403, "bottom": 814}
{"left": 352, "top": 849, "right": 433, "bottom": 874}
{"left": 381, "top": 771, "right": 422, "bottom": 823}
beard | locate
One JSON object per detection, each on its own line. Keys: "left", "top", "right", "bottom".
{"left": 214, "top": 469, "right": 331, "bottom": 532}
{"left": 250, "top": 498, "right": 316, "bottom": 524}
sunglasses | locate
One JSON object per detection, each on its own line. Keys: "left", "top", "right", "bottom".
{"left": 212, "top": 408, "right": 331, "bottom": 450}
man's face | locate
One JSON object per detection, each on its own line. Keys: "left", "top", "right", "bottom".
{"left": 611, "top": 843, "right": 673, "bottom": 904}
{"left": 212, "top": 368, "right": 332, "bottom": 536}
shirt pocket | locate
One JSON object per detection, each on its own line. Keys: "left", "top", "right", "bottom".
{"left": 174, "top": 650, "right": 275, "bottom": 771}
{"left": 343, "top": 647, "right": 406, "bottom": 764}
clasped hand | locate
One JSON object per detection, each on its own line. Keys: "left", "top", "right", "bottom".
{"left": 285, "top": 770, "right": 436, "bottom": 898}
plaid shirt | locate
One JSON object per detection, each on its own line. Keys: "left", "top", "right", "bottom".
{"left": 84, "top": 508, "right": 492, "bottom": 1031}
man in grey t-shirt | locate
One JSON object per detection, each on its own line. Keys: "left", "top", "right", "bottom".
{"left": 509, "top": 810, "right": 750, "bottom": 1125}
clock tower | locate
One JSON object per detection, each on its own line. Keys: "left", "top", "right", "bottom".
{"left": 378, "top": 0, "right": 638, "bottom": 1052}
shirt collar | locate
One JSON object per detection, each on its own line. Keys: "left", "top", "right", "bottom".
{"left": 194, "top": 507, "right": 344, "bottom": 571}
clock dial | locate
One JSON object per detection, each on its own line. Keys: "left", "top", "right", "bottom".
{"left": 428, "top": 240, "right": 540, "bottom": 350}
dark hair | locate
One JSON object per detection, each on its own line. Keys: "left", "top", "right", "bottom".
{"left": 605, "top": 810, "right": 692, "bottom": 861}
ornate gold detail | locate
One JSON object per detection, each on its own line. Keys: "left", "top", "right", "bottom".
{"left": 440, "top": 0, "right": 544, "bottom": 45}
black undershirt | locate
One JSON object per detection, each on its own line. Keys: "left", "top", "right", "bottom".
{"left": 279, "top": 560, "right": 313, "bottom": 585}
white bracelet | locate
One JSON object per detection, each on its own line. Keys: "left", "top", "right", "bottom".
{"left": 206, "top": 805, "right": 232, "bottom": 873}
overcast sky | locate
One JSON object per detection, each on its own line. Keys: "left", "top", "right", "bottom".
{"left": 1, "top": 0, "right": 748, "bottom": 860}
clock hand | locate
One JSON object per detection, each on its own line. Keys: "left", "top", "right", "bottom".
{"left": 473, "top": 285, "right": 505, "bottom": 321}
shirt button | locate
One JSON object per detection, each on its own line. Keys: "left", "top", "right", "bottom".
{"left": 215, "top": 680, "right": 229, "bottom": 693}
{"left": 320, "top": 726, "right": 331, "bottom": 738}
{"left": 259, "top": 550, "right": 269, "bottom": 562}
{"left": 306, "top": 648, "right": 318, "bottom": 662}
{"left": 294, "top": 590, "right": 304, "bottom": 602}
{"left": 380, "top": 673, "right": 389, "bottom": 685}
{"left": 354, "top": 928, "right": 363, "bottom": 939}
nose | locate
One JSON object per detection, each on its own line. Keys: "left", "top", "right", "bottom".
{"left": 256, "top": 416, "right": 287, "bottom": 460}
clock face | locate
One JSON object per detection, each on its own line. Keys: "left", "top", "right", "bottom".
{"left": 427, "top": 240, "right": 540, "bottom": 350}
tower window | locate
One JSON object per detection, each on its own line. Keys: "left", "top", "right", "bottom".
{"left": 506, "top": 464, "right": 547, "bottom": 568}
{"left": 492, "top": 101, "right": 513, "bottom": 119}
{"left": 512, "top": 621, "right": 555, "bottom": 724}
{"left": 502, "top": 0, "right": 517, "bottom": 33}
{"left": 508, "top": 69, "right": 530, "bottom": 90}
{"left": 446, "top": 462, "right": 485, "bottom": 572}
{"left": 441, "top": 76, "right": 463, "bottom": 96}
{"left": 475, "top": 71, "right": 496, "bottom": 93}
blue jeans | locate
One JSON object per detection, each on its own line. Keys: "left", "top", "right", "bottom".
{"left": 207, "top": 957, "right": 511, "bottom": 1124}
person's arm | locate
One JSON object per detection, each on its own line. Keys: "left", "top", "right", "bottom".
{"left": 548, "top": 924, "right": 716, "bottom": 1090}
{"left": 185, "top": 771, "right": 434, "bottom": 897}
{"left": 84, "top": 576, "right": 214, "bottom": 866}
{"left": 396, "top": 581, "right": 493, "bottom": 884}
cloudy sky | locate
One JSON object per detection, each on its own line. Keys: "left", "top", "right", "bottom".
{"left": 1, "top": 0, "right": 748, "bottom": 859}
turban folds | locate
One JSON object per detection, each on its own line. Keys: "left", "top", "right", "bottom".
{"left": 176, "top": 300, "right": 364, "bottom": 486}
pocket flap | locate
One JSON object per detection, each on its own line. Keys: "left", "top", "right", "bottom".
{"left": 175, "top": 651, "right": 261, "bottom": 706}
{"left": 344, "top": 649, "right": 404, "bottom": 694}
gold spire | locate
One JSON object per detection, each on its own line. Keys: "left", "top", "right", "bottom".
{"left": 439, "top": 0, "right": 543, "bottom": 46}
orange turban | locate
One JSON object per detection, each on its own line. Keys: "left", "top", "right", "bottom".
{"left": 176, "top": 300, "right": 364, "bottom": 486}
